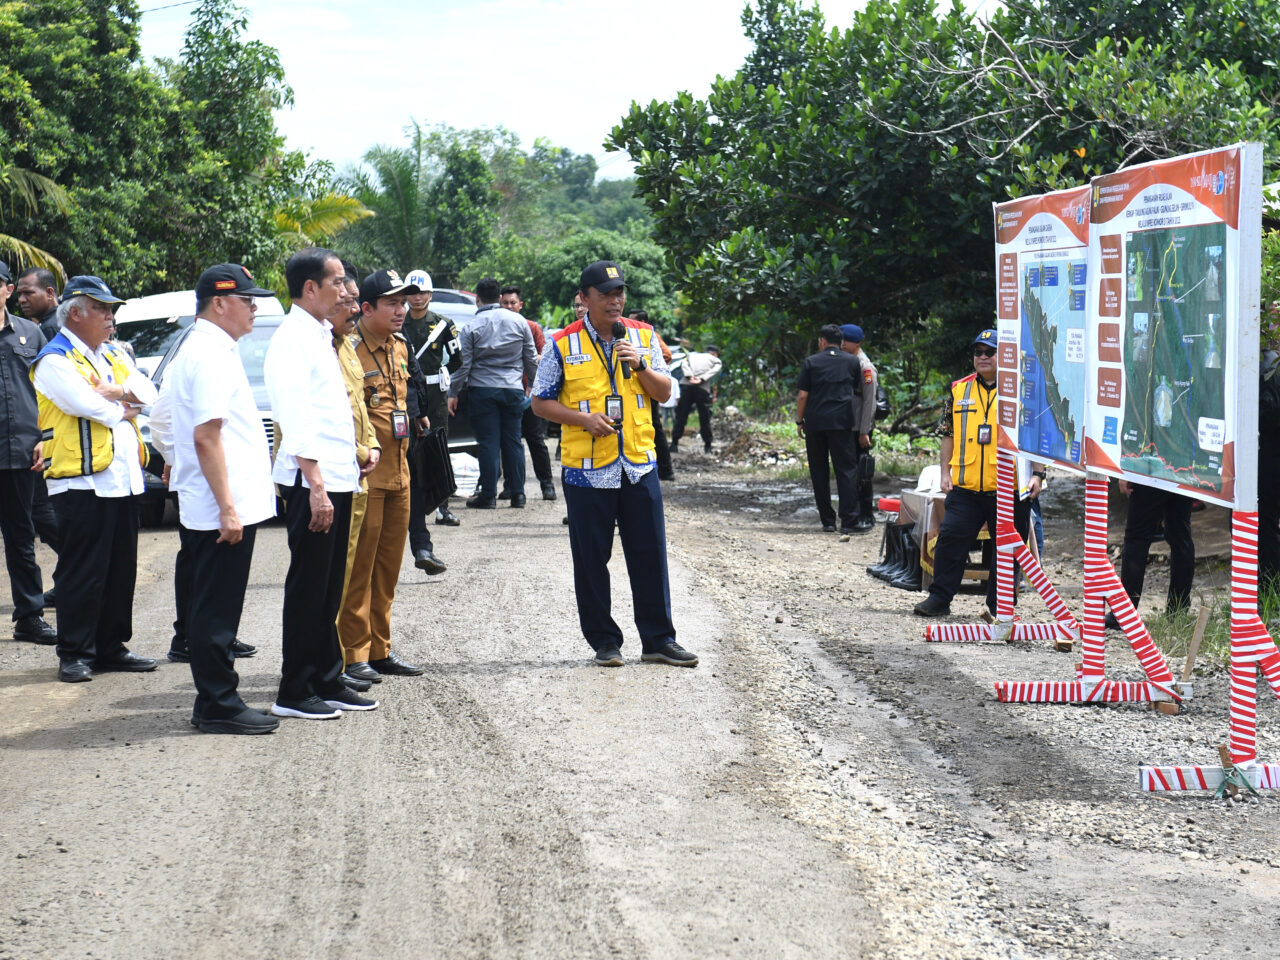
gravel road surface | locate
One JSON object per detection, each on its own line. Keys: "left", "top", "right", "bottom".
{"left": 2, "top": 455, "right": 1277, "bottom": 960}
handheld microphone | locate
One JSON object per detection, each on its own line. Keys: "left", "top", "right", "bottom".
{"left": 611, "top": 321, "right": 632, "bottom": 378}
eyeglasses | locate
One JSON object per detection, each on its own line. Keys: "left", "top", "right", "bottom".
{"left": 973, "top": 347, "right": 996, "bottom": 357}
{"left": 226, "top": 295, "right": 258, "bottom": 308}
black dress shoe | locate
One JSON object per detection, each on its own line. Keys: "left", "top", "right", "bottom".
{"left": 231, "top": 639, "right": 257, "bottom": 658}
{"left": 562, "top": 515, "right": 570, "bottom": 525}
{"left": 94, "top": 650, "right": 158, "bottom": 672}
{"left": 912, "top": 594, "right": 951, "bottom": 617}
{"left": 58, "top": 659, "right": 93, "bottom": 683}
{"left": 43, "top": 589, "right": 56, "bottom": 608}
{"left": 167, "top": 645, "right": 190, "bottom": 663}
{"left": 369, "top": 651, "right": 425, "bottom": 676}
{"left": 342, "top": 671, "right": 373, "bottom": 692}
{"left": 852, "top": 515, "right": 875, "bottom": 532}
{"left": 658, "top": 470, "right": 675, "bottom": 481}
{"left": 13, "top": 614, "right": 56, "bottom": 645}
{"left": 540, "top": 481, "right": 557, "bottom": 501}
{"left": 704, "top": 444, "right": 713, "bottom": 454}
{"left": 821, "top": 523, "right": 837, "bottom": 533}
{"left": 466, "top": 494, "right": 497, "bottom": 509}
{"left": 510, "top": 493, "right": 527, "bottom": 508}
{"left": 414, "top": 549, "right": 447, "bottom": 575}
{"left": 345, "top": 661, "right": 383, "bottom": 683}
{"left": 497, "top": 489, "right": 513, "bottom": 500}
{"left": 435, "top": 509, "right": 461, "bottom": 526}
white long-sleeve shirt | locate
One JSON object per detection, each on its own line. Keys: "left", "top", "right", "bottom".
{"left": 265, "top": 304, "right": 359, "bottom": 493}
{"left": 32, "top": 329, "right": 157, "bottom": 497}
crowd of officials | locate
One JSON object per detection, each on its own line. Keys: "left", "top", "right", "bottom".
{"left": 0, "top": 250, "right": 696, "bottom": 735}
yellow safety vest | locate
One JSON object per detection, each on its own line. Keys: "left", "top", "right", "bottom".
{"left": 552, "top": 319, "right": 657, "bottom": 470}
{"left": 31, "top": 335, "right": 149, "bottom": 479}
{"left": 948, "top": 374, "right": 998, "bottom": 492}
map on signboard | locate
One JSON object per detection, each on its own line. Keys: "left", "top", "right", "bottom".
{"left": 1019, "top": 258, "right": 1087, "bottom": 464}
{"left": 1120, "top": 222, "right": 1227, "bottom": 491}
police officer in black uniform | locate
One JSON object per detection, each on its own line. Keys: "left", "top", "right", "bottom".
{"left": 795, "top": 324, "right": 863, "bottom": 533}
{"left": 402, "top": 269, "right": 461, "bottom": 574}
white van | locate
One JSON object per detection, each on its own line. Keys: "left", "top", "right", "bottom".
{"left": 113, "top": 289, "right": 284, "bottom": 377}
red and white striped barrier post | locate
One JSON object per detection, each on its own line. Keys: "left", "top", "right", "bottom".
{"left": 993, "top": 473, "right": 1181, "bottom": 704}
{"left": 1140, "top": 510, "right": 1280, "bottom": 792}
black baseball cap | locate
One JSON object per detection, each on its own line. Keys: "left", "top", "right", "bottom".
{"left": 61, "top": 275, "right": 125, "bottom": 305}
{"left": 579, "top": 260, "right": 626, "bottom": 294}
{"left": 195, "top": 263, "right": 274, "bottom": 301}
{"left": 359, "top": 268, "right": 420, "bottom": 305}
{"left": 0, "top": 262, "right": 11, "bottom": 284}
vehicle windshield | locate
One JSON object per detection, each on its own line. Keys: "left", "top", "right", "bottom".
{"left": 116, "top": 316, "right": 190, "bottom": 359}
{"left": 236, "top": 320, "right": 278, "bottom": 408}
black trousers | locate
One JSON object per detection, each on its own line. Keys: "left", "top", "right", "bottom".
{"left": 0, "top": 469, "right": 47, "bottom": 621}
{"left": 521, "top": 406, "right": 552, "bottom": 485}
{"left": 805, "top": 428, "right": 859, "bottom": 528}
{"left": 563, "top": 469, "right": 675, "bottom": 653}
{"left": 181, "top": 524, "right": 257, "bottom": 720}
{"left": 52, "top": 491, "right": 138, "bottom": 662}
{"left": 407, "top": 437, "right": 435, "bottom": 554}
{"left": 672, "top": 382, "right": 713, "bottom": 448}
{"left": 649, "top": 399, "right": 672, "bottom": 476}
{"left": 32, "top": 476, "right": 59, "bottom": 552}
{"left": 1120, "top": 485, "right": 1194, "bottom": 612}
{"left": 280, "top": 478, "right": 351, "bottom": 703}
{"left": 926, "top": 487, "right": 1031, "bottom": 613}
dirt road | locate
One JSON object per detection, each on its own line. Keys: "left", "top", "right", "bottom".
{"left": 1, "top": 458, "right": 1277, "bottom": 960}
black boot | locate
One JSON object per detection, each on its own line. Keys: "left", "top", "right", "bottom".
{"left": 867, "top": 523, "right": 901, "bottom": 580}
{"left": 889, "top": 530, "right": 923, "bottom": 591}
{"left": 880, "top": 524, "right": 914, "bottom": 583}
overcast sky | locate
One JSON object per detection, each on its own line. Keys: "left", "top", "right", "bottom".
{"left": 136, "top": 0, "right": 988, "bottom": 179}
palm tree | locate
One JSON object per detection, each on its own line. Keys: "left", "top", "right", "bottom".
{"left": 0, "top": 165, "right": 71, "bottom": 283}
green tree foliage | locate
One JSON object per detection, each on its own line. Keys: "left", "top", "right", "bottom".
{"left": 0, "top": 0, "right": 361, "bottom": 296}
{"left": 609, "top": 0, "right": 1280, "bottom": 417}
{"left": 337, "top": 124, "right": 497, "bottom": 286}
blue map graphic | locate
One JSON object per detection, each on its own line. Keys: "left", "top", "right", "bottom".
{"left": 1018, "top": 258, "right": 1087, "bottom": 466}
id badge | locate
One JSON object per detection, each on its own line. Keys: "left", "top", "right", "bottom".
{"left": 391, "top": 409, "right": 410, "bottom": 440}
{"left": 976, "top": 424, "right": 992, "bottom": 445}
{"left": 605, "top": 394, "right": 623, "bottom": 425}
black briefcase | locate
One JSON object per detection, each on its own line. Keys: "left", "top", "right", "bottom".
{"left": 412, "top": 426, "right": 457, "bottom": 508}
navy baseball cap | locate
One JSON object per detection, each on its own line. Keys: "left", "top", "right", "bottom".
{"left": 841, "top": 324, "right": 864, "bottom": 343}
{"left": 61, "top": 275, "right": 124, "bottom": 305}
{"left": 579, "top": 260, "right": 626, "bottom": 294}
{"left": 196, "top": 263, "right": 274, "bottom": 300}
{"left": 0, "top": 262, "right": 11, "bottom": 284}
{"left": 972, "top": 328, "right": 998, "bottom": 348}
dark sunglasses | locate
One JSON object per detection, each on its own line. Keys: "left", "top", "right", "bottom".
{"left": 973, "top": 346, "right": 996, "bottom": 357}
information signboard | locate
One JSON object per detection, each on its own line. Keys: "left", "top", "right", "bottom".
{"left": 994, "top": 186, "right": 1091, "bottom": 471}
{"left": 1084, "top": 143, "right": 1263, "bottom": 509}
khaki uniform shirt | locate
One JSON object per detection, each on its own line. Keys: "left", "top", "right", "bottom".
{"left": 335, "top": 334, "right": 379, "bottom": 484}
{"left": 350, "top": 327, "right": 412, "bottom": 492}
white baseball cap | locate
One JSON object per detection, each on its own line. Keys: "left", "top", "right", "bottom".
{"left": 406, "top": 269, "right": 432, "bottom": 291}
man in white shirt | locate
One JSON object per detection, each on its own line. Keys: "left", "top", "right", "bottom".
{"left": 31, "top": 276, "right": 159, "bottom": 683}
{"left": 264, "top": 247, "right": 377, "bottom": 719}
{"left": 150, "top": 264, "right": 280, "bottom": 734}
{"left": 670, "top": 345, "right": 722, "bottom": 454}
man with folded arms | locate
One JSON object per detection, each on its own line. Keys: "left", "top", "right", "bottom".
{"left": 265, "top": 248, "right": 377, "bottom": 718}
{"left": 31, "top": 276, "right": 158, "bottom": 682}
{"left": 151, "top": 264, "right": 279, "bottom": 734}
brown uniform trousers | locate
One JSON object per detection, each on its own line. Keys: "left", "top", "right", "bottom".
{"left": 337, "top": 330, "right": 412, "bottom": 664}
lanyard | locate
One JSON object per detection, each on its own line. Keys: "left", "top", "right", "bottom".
{"left": 357, "top": 324, "right": 397, "bottom": 405}
{"left": 587, "top": 325, "right": 621, "bottom": 391}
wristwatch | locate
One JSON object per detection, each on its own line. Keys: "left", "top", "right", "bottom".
{"left": 635, "top": 356, "right": 647, "bottom": 372}
{"left": 1032, "top": 470, "right": 1047, "bottom": 480}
